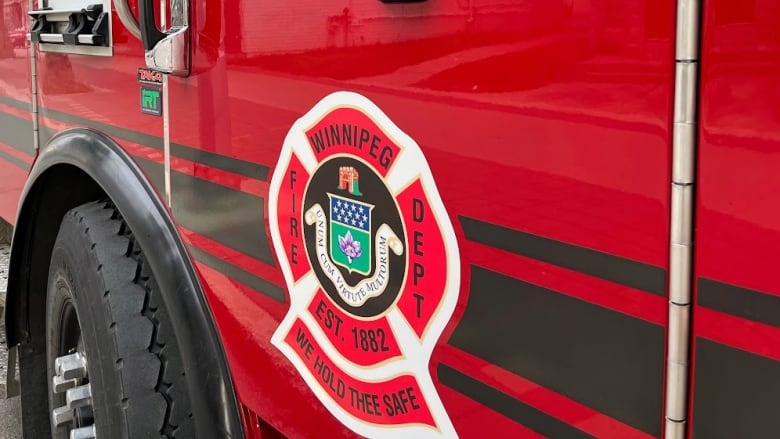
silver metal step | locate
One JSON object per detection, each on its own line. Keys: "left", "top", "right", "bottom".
{"left": 0, "top": 244, "right": 18, "bottom": 400}
{"left": 0, "top": 243, "right": 8, "bottom": 296}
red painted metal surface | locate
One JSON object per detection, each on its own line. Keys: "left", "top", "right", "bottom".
{"left": 691, "top": 0, "right": 780, "bottom": 435}
{"left": 0, "top": 0, "right": 33, "bottom": 224}
{"left": 171, "top": 1, "right": 676, "bottom": 437}
{"left": 1, "top": 0, "right": 681, "bottom": 437}
{"left": 696, "top": 0, "right": 780, "bottom": 309}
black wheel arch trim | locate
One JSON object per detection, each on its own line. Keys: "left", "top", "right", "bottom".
{"left": 5, "top": 128, "right": 245, "bottom": 438}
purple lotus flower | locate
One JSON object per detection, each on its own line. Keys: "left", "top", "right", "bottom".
{"left": 338, "top": 231, "right": 362, "bottom": 263}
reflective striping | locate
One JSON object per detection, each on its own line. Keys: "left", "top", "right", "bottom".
{"left": 460, "top": 216, "right": 666, "bottom": 295}
{"left": 188, "top": 246, "right": 286, "bottom": 303}
{"left": 450, "top": 266, "right": 665, "bottom": 436}
{"left": 438, "top": 365, "right": 594, "bottom": 439}
{"left": 692, "top": 338, "right": 780, "bottom": 438}
{"left": 697, "top": 278, "right": 780, "bottom": 328}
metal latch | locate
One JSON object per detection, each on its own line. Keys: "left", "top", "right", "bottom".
{"left": 28, "top": 4, "right": 109, "bottom": 47}
{"left": 140, "top": 0, "right": 189, "bottom": 76}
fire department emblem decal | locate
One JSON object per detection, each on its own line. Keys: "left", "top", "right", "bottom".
{"left": 269, "top": 92, "right": 460, "bottom": 438}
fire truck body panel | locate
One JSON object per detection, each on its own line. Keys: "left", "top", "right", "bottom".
{"left": 0, "top": 0, "right": 31, "bottom": 224}
{"left": 0, "top": 0, "right": 777, "bottom": 437}
{"left": 172, "top": 1, "right": 675, "bottom": 437}
{"left": 691, "top": 0, "right": 780, "bottom": 437}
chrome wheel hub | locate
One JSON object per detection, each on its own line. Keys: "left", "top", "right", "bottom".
{"left": 52, "top": 352, "right": 96, "bottom": 439}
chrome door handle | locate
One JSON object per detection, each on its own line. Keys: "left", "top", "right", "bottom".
{"left": 139, "top": 0, "right": 190, "bottom": 76}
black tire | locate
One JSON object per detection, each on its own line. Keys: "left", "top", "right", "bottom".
{"left": 46, "top": 200, "right": 193, "bottom": 438}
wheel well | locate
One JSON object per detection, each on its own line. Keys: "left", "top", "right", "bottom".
{"left": 7, "top": 128, "right": 244, "bottom": 437}
{"left": 6, "top": 164, "right": 105, "bottom": 347}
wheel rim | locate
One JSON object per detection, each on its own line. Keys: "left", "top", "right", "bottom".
{"left": 52, "top": 300, "right": 97, "bottom": 438}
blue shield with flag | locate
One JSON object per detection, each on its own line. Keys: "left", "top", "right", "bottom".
{"left": 329, "top": 193, "right": 373, "bottom": 275}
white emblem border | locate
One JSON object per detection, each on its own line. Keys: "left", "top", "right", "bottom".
{"left": 268, "top": 91, "right": 461, "bottom": 438}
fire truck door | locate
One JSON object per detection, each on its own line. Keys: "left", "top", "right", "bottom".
{"left": 0, "top": 0, "right": 33, "bottom": 221}
{"left": 161, "top": 2, "right": 680, "bottom": 438}
{"left": 32, "top": 0, "right": 171, "bottom": 201}
{"left": 689, "top": 1, "right": 780, "bottom": 437}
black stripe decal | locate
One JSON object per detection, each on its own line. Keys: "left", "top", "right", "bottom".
{"left": 0, "top": 95, "right": 31, "bottom": 112}
{"left": 134, "top": 156, "right": 275, "bottom": 264}
{"left": 170, "top": 169, "right": 275, "bottom": 264}
{"left": 693, "top": 338, "right": 780, "bottom": 438}
{"left": 134, "top": 157, "right": 166, "bottom": 196}
{"left": 39, "top": 106, "right": 163, "bottom": 149}
{"left": 171, "top": 143, "right": 269, "bottom": 181}
{"left": 439, "top": 365, "right": 593, "bottom": 438}
{"left": 0, "top": 111, "right": 36, "bottom": 156}
{"left": 460, "top": 216, "right": 666, "bottom": 295}
{"left": 35, "top": 105, "right": 269, "bottom": 180}
{"left": 188, "top": 246, "right": 286, "bottom": 303}
{"left": 135, "top": 158, "right": 284, "bottom": 301}
{"left": 698, "top": 278, "right": 780, "bottom": 328}
{"left": 450, "top": 266, "right": 664, "bottom": 436}
{"left": 0, "top": 150, "right": 29, "bottom": 171}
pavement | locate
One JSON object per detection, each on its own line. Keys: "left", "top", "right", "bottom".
{"left": 0, "top": 244, "right": 21, "bottom": 439}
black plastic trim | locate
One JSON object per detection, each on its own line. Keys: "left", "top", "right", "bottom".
{"left": 139, "top": 0, "right": 166, "bottom": 51}
{"left": 5, "top": 128, "right": 244, "bottom": 438}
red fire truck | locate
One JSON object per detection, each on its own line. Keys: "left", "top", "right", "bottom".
{"left": 0, "top": 0, "right": 777, "bottom": 437}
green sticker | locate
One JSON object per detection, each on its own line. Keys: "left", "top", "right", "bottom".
{"left": 140, "top": 86, "right": 162, "bottom": 116}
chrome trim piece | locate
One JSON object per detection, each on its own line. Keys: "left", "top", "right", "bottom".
{"left": 665, "top": 303, "right": 690, "bottom": 418}
{"left": 37, "top": 34, "right": 105, "bottom": 45}
{"left": 51, "top": 352, "right": 94, "bottom": 436}
{"left": 665, "top": 1, "right": 701, "bottom": 437}
{"left": 160, "top": 0, "right": 166, "bottom": 30}
{"left": 38, "top": 34, "right": 64, "bottom": 43}
{"left": 669, "top": 185, "right": 693, "bottom": 248}
{"left": 672, "top": 122, "right": 696, "bottom": 184}
{"left": 675, "top": 0, "right": 700, "bottom": 61}
{"left": 674, "top": 63, "right": 697, "bottom": 123}
{"left": 160, "top": 0, "right": 170, "bottom": 208}
{"left": 39, "top": 42, "right": 111, "bottom": 56}
{"left": 669, "top": 243, "right": 692, "bottom": 304}
{"left": 163, "top": 75, "right": 171, "bottom": 207}
{"left": 170, "top": 0, "right": 187, "bottom": 28}
{"left": 114, "top": 0, "right": 141, "bottom": 40}
{"left": 144, "top": 0, "right": 189, "bottom": 76}
{"left": 32, "top": 0, "right": 113, "bottom": 56}
{"left": 144, "top": 27, "right": 188, "bottom": 75}
{"left": 27, "top": 8, "right": 82, "bottom": 15}
{"left": 30, "top": 0, "right": 40, "bottom": 151}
